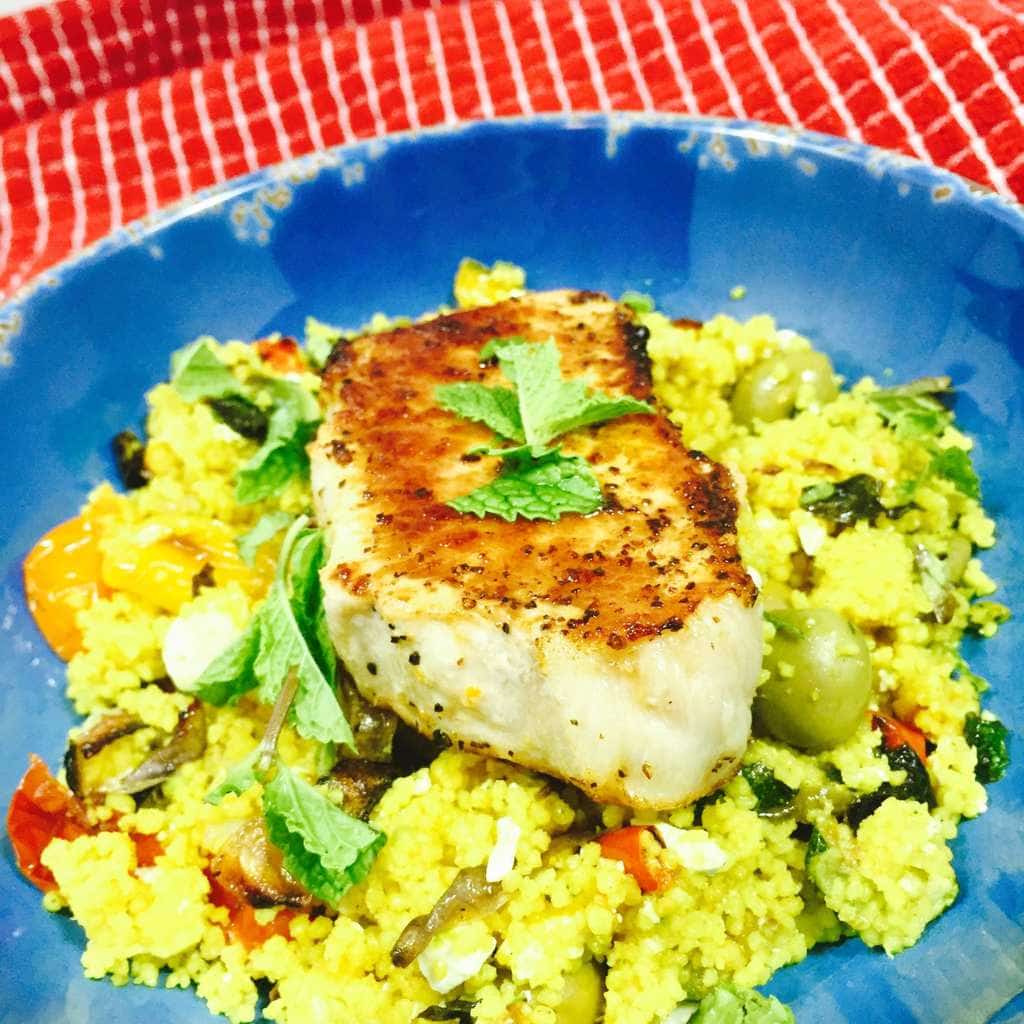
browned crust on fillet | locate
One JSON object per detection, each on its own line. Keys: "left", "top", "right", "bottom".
{"left": 319, "top": 291, "right": 756, "bottom": 648}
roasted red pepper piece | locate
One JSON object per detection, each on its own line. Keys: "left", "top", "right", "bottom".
{"left": 598, "top": 825, "right": 673, "bottom": 893}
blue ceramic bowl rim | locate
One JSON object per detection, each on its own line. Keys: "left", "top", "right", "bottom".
{"left": 3, "top": 111, "right": 1024, "bottom": 338}
{"left": 2, "top": 112, "right": 1022, "bottom": 1023}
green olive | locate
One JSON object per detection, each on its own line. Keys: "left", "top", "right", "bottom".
{"left": 553, "top": 961, "right": 604, "bottom": 1024}
{"left": 731, "top": 351, "right": 838, "bottom": 426}
{"left": 755, "top": 608, "right": 872, "bottom": 751}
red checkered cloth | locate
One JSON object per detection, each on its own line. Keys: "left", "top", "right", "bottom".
{"left": 1, "top": 0, "right": 1023, "bottom": 299}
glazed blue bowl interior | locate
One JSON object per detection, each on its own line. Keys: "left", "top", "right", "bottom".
{"left": 1, "top": 115, "right": 1021, "bottom": 1023}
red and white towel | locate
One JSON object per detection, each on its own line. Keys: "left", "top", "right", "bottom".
{"left": 2, "top": 0, "right": 1023, "bottom": 299}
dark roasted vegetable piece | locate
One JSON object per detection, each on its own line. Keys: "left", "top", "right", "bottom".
{"left": 211, "top": 816, "right": 315, "bottom": 910}
{"left": 64, "top": 711, "right": 144, "bottom": 796}
{"left": 101, "top": 700, "right": 207, "bottom": 794}
{"left": 391, "top": 865, "right": 505, "bottom": 968}
{"left": 964, "top": 712, "right": 1010, "bottom": 784}
{"left": 417, "top": 1001, "right": 477, "bottom": 1023}
{"left": 337, "top": 671, "right": 399, "bottom": 761}
{"left": 846, "top": 742, "right": 934, "bottom": 830}
{"left": 323, "top": 758, "right": 401, "bottom": 820}
{"left": 741, "top": 762, "right": 796, "bottom": 817}
{"left": 206, "top": 395, "right": 270, "bottom": 442}
{"left": 393, "top": 721, "right": 451, "bottom": 773}
{"left": 111, "top": 429, "right": 150, "bottom": 489}
{"left": 799, "top": 474, "right": 909, "bottom": 525}
{"left": 691, "top": 789, "right": 725, "bottom": 827}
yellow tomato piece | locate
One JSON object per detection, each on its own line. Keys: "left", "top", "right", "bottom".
{"left": 24, "top": 515, "right": 107, "bottom": 660}
{"left": 101, "top": 538, "right": 207, "bottom": 614}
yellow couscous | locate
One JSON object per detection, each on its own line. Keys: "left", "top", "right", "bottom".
{"left": 11, "top": 260, "right": 1010, "bottom": 1024}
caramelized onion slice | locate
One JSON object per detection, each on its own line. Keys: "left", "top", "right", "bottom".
{"left": 211, "top": 817, "right": 315, "bottom": 910}
{"left": 64, "top": 711, "right": 144, "bottom": 796}
{"left": 102, "top": 700, "right": 207, "bottom": 795}
{"left": 391, "top": 865, "right": 505, "bottom": 968}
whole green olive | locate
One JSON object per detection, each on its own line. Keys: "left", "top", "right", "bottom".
{"left": 731, "top": 350, "right": 838, "bottom": 426}
{"left": 754, "top": 608, "right": 872, "bottom": 751}
{"left": 553, "top": 961, "right": 604, "bottom": 1024}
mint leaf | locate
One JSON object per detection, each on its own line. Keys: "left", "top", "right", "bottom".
{"left": 450, "top": 451, "right": 603, "bottom": 522}
{"left": 305, "top": 316, "right": 345, "bottom": 368}
{"left": 869, "top": 388, "right": 951, "bottom": 439}
{"left": 236, "top": 379, "right": 321, "bottom": 505}
{"left": 205, "top": 748, "right": 264, "bottom": 805}
{"left": 237, "top": 511, "right": 294, "bottom": 566}
{"left": 171, "top": 339, "right": 243, "bottom": 401}
{"left": 435, "top": 382, "right": 524, "bottom": 442}
{"left": 194, "top": 519, "right": 351, "bottom": 747}
{"left": 620, "top": 291, "right": 655, "bottom": 314}
{"left": 441, "top": 336, "right": 651, "bottom": 522}
{"left": 964, "top": 712, "right": 1010, "bottom": 784}
{"left": 262, "top": 763, "right": 386, "bottom": 906}
{"left": 741, "top": 762, "right": 796, "bottom": 816}
{"left": 545, "top": 393, "right": 653, "bottom": 440}
{"left": 800, "top": 474, "right": 889, "bottom": 525}
{"left": 478, "top": 337, "right": 651, "bottom": 451}
{"left": 255, "top": 574, "right": 350, "bottom": 747}
{"left": 253, "top": 520, "right": 351, "bottom": 748}
{"left": 930, "top": 447, "right": 981, "bottom": 500}
{"left": 236, "top": 431, "right": 309, "bottom": 504}
{"left": 191, "top": 620, "right": 261, "bottom": 704}
{"left": 286, "top": 528, "right": 336, "bottom": 684}
{"left": 692, "top": 984, "right": 795, "bottom": 1024}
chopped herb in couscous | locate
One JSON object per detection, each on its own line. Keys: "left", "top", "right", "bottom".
{"left": 8, "top": 259, "right": 1009, "bottom": 1023}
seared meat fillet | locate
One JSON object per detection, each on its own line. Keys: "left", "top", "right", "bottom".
{"left": 311, "top": 291, "right": 761, "bottom": 808}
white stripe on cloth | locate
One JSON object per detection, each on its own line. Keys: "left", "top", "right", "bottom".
{"left": 127, "top": 88, "right": 159, "bottom": 214}
{"left": 494, "top": 0, "right": 535, "bottom": 115}
{"left": 94, "top": 98, "right": 124, "bottom": 229}
{"left": 735, "top": 0, "right": 799, "bottom": 124}
{"left": 459, "top": 2, "right": 497, "bottom": 118}
{"left": 191, "top": 66, "right": 227, "bottom": 183}
{"left": 424, "top": 7, "right": 459, "bottom": 124}
{"left": 109, "top": 0, "right": 139, "bottom": 75}
{"left": 391, "top": 16, "right": 423, "bottom": 130}
{"left": 74, "top": 0, "right": 112, "bottom": 88}
{"left": 253, "top": 49, "right": 296, "bottom": 161}
{"left": 287, "top": 41, "right": 327, "bottom": 150}
{"left": 775, "top": 0, "right": 863, "bottom": 140}
{"left": 0, "top": 48, "right": 27, "bottom": 121}
{"left": 320, "top": 34, "right": 358, "bottom": 142}
{"left": 0, "top": 136, "right": 12, "bottom": 284}
{"left": 14, "top": 12, "right": 57, "bottom": 109}
{"left": 11, "top": 120, "right": 50, "bottom": 290}
{"left": 529, "top": 0, "right": 573, "bottom": 111}
{"left": 159, "top": 76, "right": 192, "bottom": 196}
{"left": 59, "top": 109, "right": 87, "bottom": 252}
{"left": 193, "top": 2, "right": 216, "bottom": 65}
{"left": 223, "top": 59, "right": 261, "bottom": 171}
{"left": 876, "top": 0, "right": 1011, "bottom": 194}
{"left": 822, "top": 0, "right": 930, "bottom": 160}
{"left": 606, "top": 0, "right": 655, "bottom": 111}
{"left": 690, "top": 0, "right": 747, "bottom": 116}
{"left": 645, "top": 0, "right": 699, "bottom": 112}
{"left": 355, "top": 23, "right": 388, "bottom": 135}
{"left": 567, "top": 0, "right": 612, "bottom": 109}
{"left": 47, "top": 4, "right": 86, "bottom": 100}
{"left": 939, "top": 4, "right": 1024, "bottom": 126}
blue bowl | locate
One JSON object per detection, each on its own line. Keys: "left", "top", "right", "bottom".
{"left": 1, "top": 115, "right": 1021, "bottom": 1023}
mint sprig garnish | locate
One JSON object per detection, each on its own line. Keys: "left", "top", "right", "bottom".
{"left": 437, "top": 337, "right": 652, "bottom": 522}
